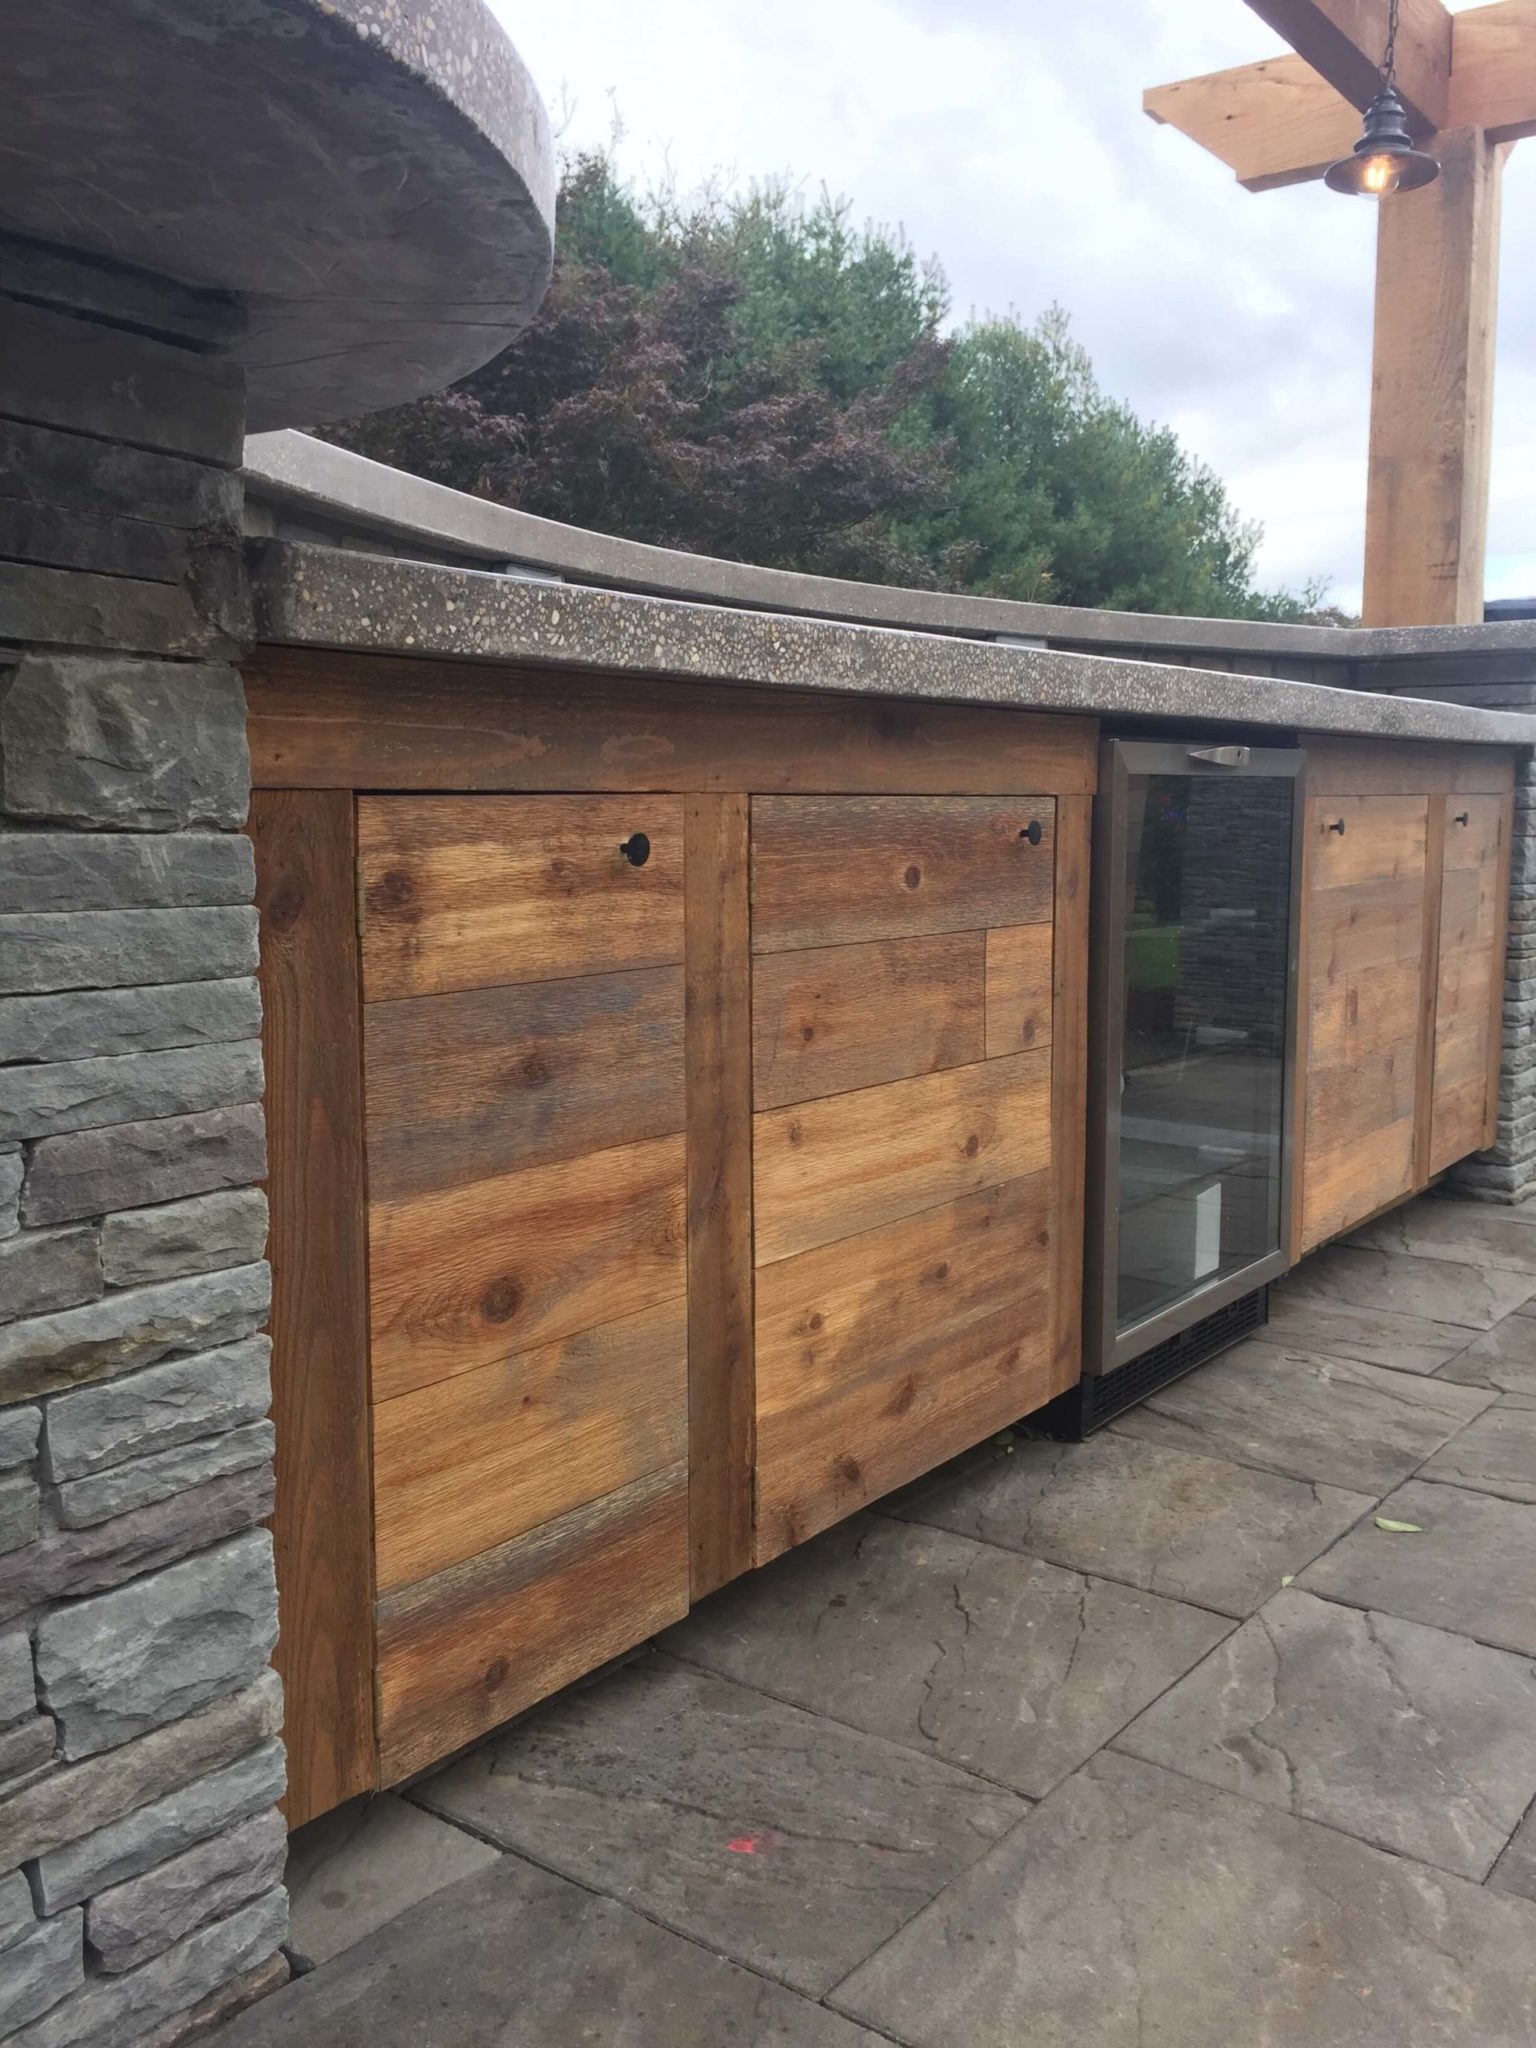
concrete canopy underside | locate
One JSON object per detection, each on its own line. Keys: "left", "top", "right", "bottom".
{"left": 0, "top": 0, "right": 556, "bottom": 430}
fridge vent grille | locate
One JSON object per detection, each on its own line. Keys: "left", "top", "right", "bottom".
{"left": 1040, "top": 1287, "right": 1268, "bottom": 1439}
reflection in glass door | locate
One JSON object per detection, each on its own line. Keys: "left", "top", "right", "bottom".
{"left": 1090, "top": 742, "right": 1301, "bottom": 1375}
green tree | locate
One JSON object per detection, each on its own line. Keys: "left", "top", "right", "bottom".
{"left": 324, "top": 153, "right": 1337, "bottom": 621}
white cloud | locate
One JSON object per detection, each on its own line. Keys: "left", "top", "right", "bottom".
{"left": 494, "top": 0, "right": 1535, "bottom": 612}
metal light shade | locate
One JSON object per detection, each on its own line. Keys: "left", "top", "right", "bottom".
{"left": 1325, "top": 84, "right": 1440, "bottom": 196}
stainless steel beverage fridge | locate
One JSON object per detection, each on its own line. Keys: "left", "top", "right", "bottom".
{"left": 1052, "top": 738, "right": 1303, "bottom": 1434}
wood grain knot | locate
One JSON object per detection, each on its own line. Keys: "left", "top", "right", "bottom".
{"left": 480, "top": 1276, "right": 524, "bottom": 1325}
{"left": 368, "top": 868, "right": 417, "bottom": 916}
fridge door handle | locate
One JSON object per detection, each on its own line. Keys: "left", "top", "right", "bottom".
{"left": 1186, "top": 745, "right": 1251, "bottom": 768}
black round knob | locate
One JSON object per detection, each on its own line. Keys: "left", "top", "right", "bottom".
{"left": 1019, "top": 820, "right": 1043, "bottom": 847}
{"left": 1327, "top": 818, "right": 1346, "bottom": 836}
{"left": 619, "top": 832, "right": 651, "bottom": 868}
{"left": 1454, "top": 811, "right": 1470, "bottom": 827}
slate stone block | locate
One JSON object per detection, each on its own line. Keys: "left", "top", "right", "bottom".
{"left": 0, "top": 655, "right": 248, "bottom": 830}
{"left": 0, "top": 1039, "right": 263, "bottom": 1143}
{"left": 0, "top": 1912, "right": 82, "bottom": 2036}
{"left": 21, "top": 1105, "right": 266, "bottom": 1228}
{"left": 0, "top": 1669, "right": 281, "bottom": 1873}
{"left": 0, "top": 1228, "right": 102, "bottom": 1321}
{"left": 0, "top": 979, "right": 262, "bottom": 1065}
{"left": 0, "top": 259, "right": 243, "bottom": 353}
{"left": 0, "top": 1713, "right": 55, "bottom": 1788}
{"left": 137, "top": 1951, "right": 290, "bottom": 2048}
{"left": 101, "top": 1190, "right": 268, "bottom": 1290}
{"left": 0, "top": 1262, "right": 271, "bottom": 1403}
{"left": 0, "top": 495, "right": 189, "bottom": 585}
{"left": 0, "top": 297, "right": 245, "bottom": 465}
{"left": 0, "top": 1626, "right": 34, "bottom": 1724}
{"left": 87, "top": 1807, "right": 287, "bottom": 1974}
{"left": 0, "top": 1470, "right": 40, "bottom": 1553}
{"left": 0, "top": 1867, "right": 35, "bottom": 1949}
{"left": 35, "top": 1740, "right": 286, "bottom": 1912}
{"left": 45, "top": 1335, "right": 271, "bottom": 1480}
{"left": 1, "top": 1149, "right": 20, "bottom": 1240}
{"left": 0, "top": 560, "right": 237, "bottom": 663}
{"left": 0, "top": 1463, "right": 274, "bottom": 1621}
{"left": 56, "top": 1421, "right": 275, "bottom": 1530}
{"left": 0, "top": 418, "right": 242, "bottom": 528}
{"left": 7, "top": 1888, "right": 286, "bottom": 2048}
{"left": 0, "top": 907, "right": 258, "bottom": 999}
{"left": 35, "top": 1528, "right": 277, "bottom": 1758}
{"left": 0, "top": 1403, "right": 41, "bottom": 1468}
{"left": 0, "top": 831, "right": 254, "bottom": 914}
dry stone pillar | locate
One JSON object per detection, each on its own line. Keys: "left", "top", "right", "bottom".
{"left": 0, "top": 237, "right": 288, "bottom": 2045}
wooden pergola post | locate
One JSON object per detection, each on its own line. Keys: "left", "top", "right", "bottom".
{"left": 1146, "top": 1, "right": 1535, "bottom": 626}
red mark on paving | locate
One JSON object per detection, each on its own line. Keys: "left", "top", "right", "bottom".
{"left": 727, "top": 1833, "right": 771, "bottom": 1854}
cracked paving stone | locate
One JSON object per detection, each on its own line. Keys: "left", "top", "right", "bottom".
{"left": 1437, "top": 1311, "right": 1536, "bottom": 1396}
{"left": 1115, "top": 1585, "right": 1536, "bottom": 1880}
{"left": 1277, "top": 1243, "right": 1534, "bottom": 1331}
{"left": 284, "top": 1790, "right": 500, "bottom": 1967}
{"left": 889, "top": 1432, "right": 1372, "bottom": 1619}
{"left": 413, "top": 1650, "right": 1024, "bottom": 1998}
{"left": 659, "top": 1513, "right": 1230, "bottom": 1798}
{"left": 1109, "top": 1340, "right": 1493, "bottom": 1496}
{"left": 1300, "top": 1479, "right": 1536, "bottom": 1655}
{"left": 1418, "top": 1395, "right": 1536, "bottom": 1505}
{"left": 211, "top": 1849, "right": 889, "bottom": 2048}
{"left": 1263, "top": 1289, "right": 1475, "bottom": 1377}
{"left": 1346, "top": 1196, "right": 1536, "bottom": 1277}
{"left": 830, "top": 1751, "right": 1536, "bottom": 2048}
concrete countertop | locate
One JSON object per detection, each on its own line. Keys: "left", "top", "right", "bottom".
{"left": 249, "top": 539, "right": 1536, "bottom": 748}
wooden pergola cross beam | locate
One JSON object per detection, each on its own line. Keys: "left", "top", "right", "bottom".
{"left": 1145, "top": 0, "right": 1536, "bottom": 625}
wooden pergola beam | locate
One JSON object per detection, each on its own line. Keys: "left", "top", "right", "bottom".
{"left": 1243, "top": 0, "right": 1452, "bottom": 131}
{"left": 1145, "top": 2, "right": 1536, "bottom": 188}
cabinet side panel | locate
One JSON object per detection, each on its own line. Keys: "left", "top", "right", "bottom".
{"left": 250, "top": 788, "right": 377, "bottom": 1824}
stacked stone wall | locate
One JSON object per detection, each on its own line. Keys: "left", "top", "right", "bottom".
{"left": 0, "top": 238, "right": 286, "bottom": 2046}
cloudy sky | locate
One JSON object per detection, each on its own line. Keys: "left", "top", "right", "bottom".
{"left": 494, "top": 0, "right": 1533, "bottom": 612}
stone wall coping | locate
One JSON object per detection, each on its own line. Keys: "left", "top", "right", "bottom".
{"left": 248, "top": 537, "right": 1536, "bottom": 749}
{"left": 0, "top": 1, "right": 555, "bottom": 430}
{"left": 243, "top": 431, "right": 1536, "bottom": 668}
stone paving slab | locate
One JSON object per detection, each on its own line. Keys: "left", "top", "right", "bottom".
{"left": 1277, "top": 1244, "right": 1534, "bottom": 1330}
{"left": 1347, "top": 1198, "right": 1536, "bottom": 1275}
{"left": 214, "top": 1852, "right": 888, "bottom": 2048}
{"left": 1110, "top": 1341, "right": 1492, "bottom": 1496}
{"left": 1299, "top": 1479, "right": 1536, "bottom": 1654}
{"left": 1419, "top": 1395, "right": 1536, "bottom": 1505}
{"left": 1490, "top": 1804, "right": 1536, "bottom": 1904}
{"left": 830, "top": 1751, "right": 1536, "bottom": 2048}
{"left": 890, "top": 1433, "right": 1373, "bottom": 1618}
{"left": 1263, "top": 1291, "right": 1474, "bottom": 1375}
{"left": 284, "top": 1791, "right": 499, "bottom": 1968}
{"left": 1438, "top": 1312, "right": 1536, "bottom": 1396}
{"left": 414, "top": 1651, "right": 1024, "bottom": 1998}
{"left": 1115, "top": 1586, "right": 1536, "bottom": 1880}
{"left": 659, "top": 1514, "right": 1231, "bottom": 1798}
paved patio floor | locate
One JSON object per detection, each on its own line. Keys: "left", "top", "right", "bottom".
{"left": 220, "top": 1190, "right": 1536, "bottom": 2047}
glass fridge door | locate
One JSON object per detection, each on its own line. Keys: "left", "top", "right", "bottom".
{"left": 1092, "top": 743, "right": 1301, "bottom": 1372}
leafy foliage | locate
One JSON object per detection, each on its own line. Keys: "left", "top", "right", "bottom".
{"left": 325, "top": 153, "right": 1336, "bottom": 620}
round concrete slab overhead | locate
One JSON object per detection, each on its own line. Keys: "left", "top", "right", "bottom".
{"left": 0, "top": 0, "right": 556, "bottom": 430}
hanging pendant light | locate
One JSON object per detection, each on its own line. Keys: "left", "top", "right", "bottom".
{"left": 1325, "top": 0, "right": 1440, "bottom": 196}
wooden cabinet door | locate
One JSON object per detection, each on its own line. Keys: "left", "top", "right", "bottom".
{"left": 750, "top": 795, "right": 1059, "bottom": 1561}
{"left": 1430, "top": 793, "right": 1510, "bottom": 1176}
{"left": 1297, "top": 792, "right": 1430, "bottom": 1253}
{"left": 357, "top": 796, "right": 691, "bottom": 1781}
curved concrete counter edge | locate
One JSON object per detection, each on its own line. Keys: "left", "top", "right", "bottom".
{"left": 246, "top": 537, "right": 1536, "bottom": 749}
{"left": 243, "top": 429, "right": 1536, "bottom": 667}
{"left": 2, "top": 0, "right": 556, "bottom": 429}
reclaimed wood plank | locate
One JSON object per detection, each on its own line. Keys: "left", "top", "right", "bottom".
{"left": 369, "top": 1132, "right": 687, "bottom": 1401}
{"left": 1414, "top": 795, "right": 1449, "bottom": 1186}
{"left": 1048, "top": 791, "right": 1091, "bottom": 1393}
{"left": 754, "top": 1175, "right": 1053, "bottom": 1561}
{"left": 245, "top": 649, "right": 1099, "bottom": 797}
{"left": 363, "top": 966, "right": 685, "bottom": 1201}
{"left": 751, "top": 795, "right": 1055, "bottom": 953}
{"left": 1310, "top": 794, "right": 1429, "bottom": 891}
{"left": 752, "top": 932, "right": 986, "bottom": 1111}
{"left": 985, "top": 922, "right": 1055, "bottom": 1060}
{"left": 357, "top": 794, "right": 684, "bottom": 1001}
{"left": 1304, "top": 739, "right": 1516, "bottom": 798}
{"left": 753, "top": 1049, "right": 1052, "bottom": 1267}
{"left": 1431, "top": 791, "right": 1511, "bottom": 1171}
{"left": 249, "top": 789, "right": 376, "bottom": 1823}
{"left": 684, "top": 793, "right": 755, "bottom": 1599}
{"left": 375, "top": 1464, "right": 689, "bottom": 1783}
{"left": 372, "top": 1297, "right": 687, "bottom": 1592}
